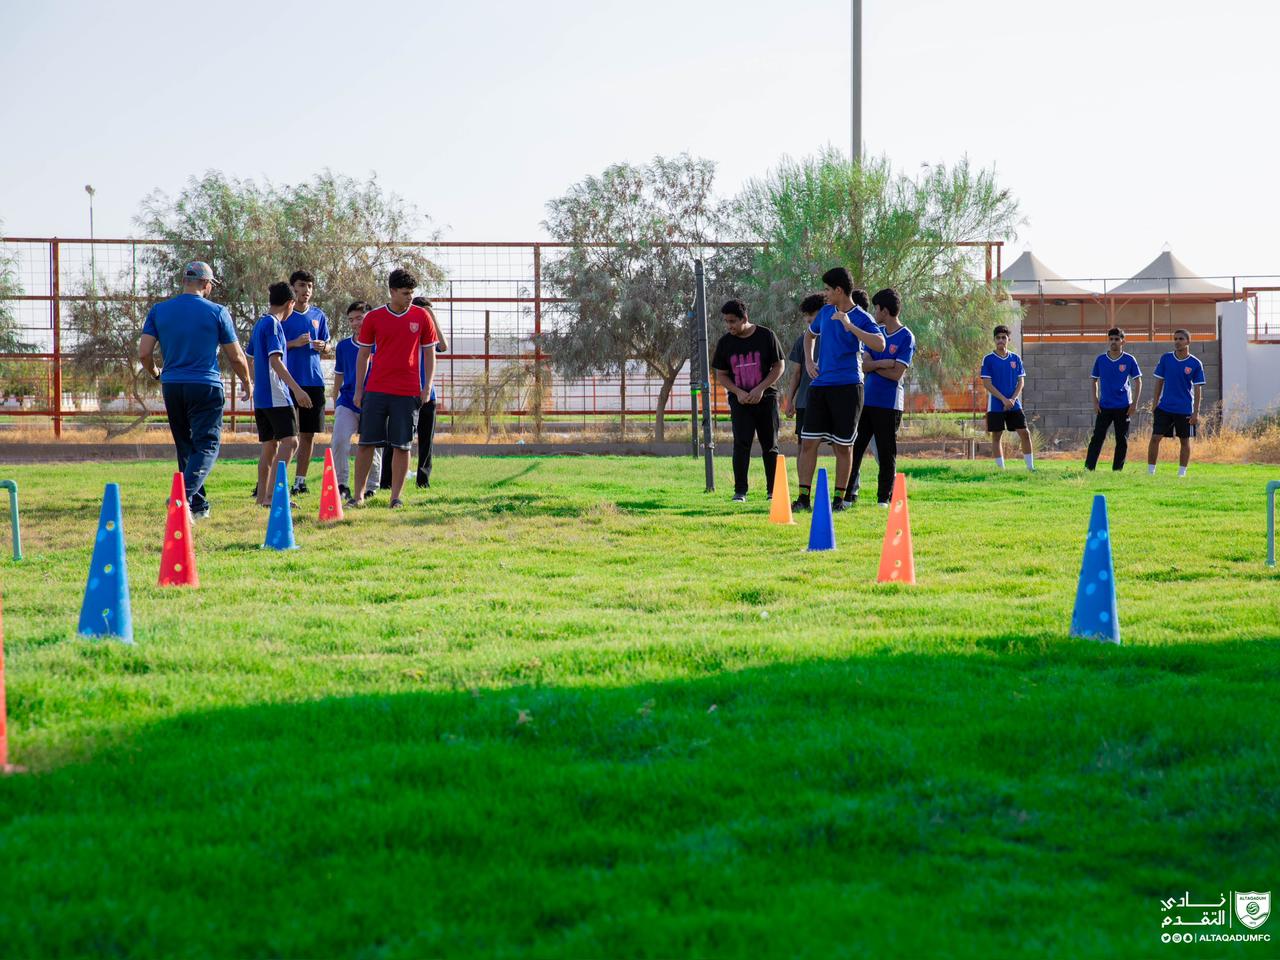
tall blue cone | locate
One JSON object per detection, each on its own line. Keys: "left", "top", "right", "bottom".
{"left": 807, "top": 467, "right": 837, "bottom": 552}
{"left": 263, "top": 461, "right": 298, "bottom": 550}
{"left": 78, "top": 482, "right": 133, "bottom": 644}
{"left": 1071, "top": 494, "right": 1120, "bottom": 644}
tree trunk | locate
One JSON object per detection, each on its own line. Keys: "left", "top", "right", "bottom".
{"left": 654, "top": 372, "right": 677, "bottom": 443}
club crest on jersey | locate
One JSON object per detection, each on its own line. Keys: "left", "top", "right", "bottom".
{"left": 1009, "top": 359, "right": 1017, "bottom": 368}
{"left": 1118, "top": 364, "right": 1126, "bottom": 372}
{"left": 1184, "top": 366, "right": 1192, "bottom": 375}
{"left": 889, "top": 344, "right": 898, "bottom": 354}
{"left": 410, "top": 322, "right": 420, "bottom": 333}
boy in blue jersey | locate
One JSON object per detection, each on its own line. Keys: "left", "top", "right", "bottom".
{"left": 1084, "top": 327, "right": 1143, "bottom": 471}
{"left": 791, "top": 268, "right": 885, "bottom": 513}
{"left": 250, "top": 282, "right": 314, "bottom": 507}
{"left": 980, "top": 325, "right": 1034, "bottom": 471}
{"left": 1147, "top": 329, "right": 1205, "bottom": 477}
{"left": 848, "top": 288, "right": 914, "bottom": 506}
{"left": 328, "top": 301, "right": 381, "bottom": 500}
{"left": 283, "top": 270, "right": 331, "bottom": 495}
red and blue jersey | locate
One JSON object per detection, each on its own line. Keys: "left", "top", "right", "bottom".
{"left": 1091, "top": 352, "right": 1142, "bottom": 409}
{"left": 1153, "top": 351, "right": 1205, "bottom": 416}
{"left": 980, "top": 351, "right": 1025, "bottom": 412}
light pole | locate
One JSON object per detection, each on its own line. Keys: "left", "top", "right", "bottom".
{"left": 84, "top": 184, "right": 96, "bottom": 289}
{"left": 851, "top": 0, "right": 861, "bottom": 164}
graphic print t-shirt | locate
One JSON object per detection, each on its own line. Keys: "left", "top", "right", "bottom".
{"left": 711, "top": 324, "right": 784, "bottom": 401}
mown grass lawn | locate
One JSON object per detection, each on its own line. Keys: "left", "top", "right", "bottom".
{"left": 0, "top": 455, "right": 1277, "bottom": 958}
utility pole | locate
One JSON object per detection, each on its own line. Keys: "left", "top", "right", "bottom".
{"left": 851, "top": 0, "right": 862, "bottom": 163}
{"left": 693, "top": 258, "right": 715, "bottom": 492}
{"left": 84, "top": 184, "right": 96, "bottom": 290}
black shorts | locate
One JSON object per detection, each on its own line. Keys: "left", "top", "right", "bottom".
{"left": 359, "top": 391, "right": 420, "bottom": 449}
{"left": 1153, "top": 408, "right": 1193, "bottom": 439}
{"left": 800, "top": 383, "right": 863, "bottom": 447}
{"left": 255, "top": 405, "right": 297, "bottom": 442}
{"left": 296, "top": 385, "right": 326, "bottom": 433}
{"left": 987, "top": 408, "right": 1027, "bottom": 432}
{"left": 794, "top": 407, "right": 805, "bottom": 437}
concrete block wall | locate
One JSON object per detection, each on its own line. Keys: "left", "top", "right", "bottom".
{"left": 1022, "top": 341, "right": 1221, "bottom": 443}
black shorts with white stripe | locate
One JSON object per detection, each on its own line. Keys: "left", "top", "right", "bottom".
{"left": 799, "top": 383, "right": 863, "bottom": 448}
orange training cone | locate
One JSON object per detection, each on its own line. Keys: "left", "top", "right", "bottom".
{"left": 877, "top": 472, "right": 915, "bottom": 584}
{"left": 318, "top": 448, "right": 344, "bottom": 523}
{"left": 158, "top": 472, "right": 198, "bottom": 587}
{"left": 769, "top": 454, "right": 794, "bottom": 524}
{"left": 1, "top": 593, "right": 22, "bottom": 774}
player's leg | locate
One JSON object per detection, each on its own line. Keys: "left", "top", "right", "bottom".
{"left": 1084, "top": 409, "right": 1110, "bottom": 471}
{"left": 416, "top": 399, "right": 436, "bottom": 488}
{"left": 352, "top": 392, "right": 388, "bottom": 503}
{"left": 1148, "top": 411, "right": 1166, "bottom": 473}
{"left": 256, "top": 440, "right": 277, "bottom": 507}
{"left": 330, "top": 406, "right": 356, "bottom": 497}
{"left": 757, "top": 397, "right": 780, "bottom": 499}
{"left": 292, "top": 386, "right": 326, "bottom": 492}
{"left": 1017, "top": 427, "right": 1034, "bottom": 471}
{"left": 387, "top": 395, "right": 420, "bottom": 506}
{"left": 1178, "top": 419, "right": 1192, "bottom": 475}
{"left": 728, "top": 401, "right": 755, "bottom": 500}
{"left": 1112, "top": 410, "right": 1129, "bottom": 470}
{"left": 846, "top": 407, "right": 874, "bottom": 504}
{"left": 874, "top": 409, "right": 900, "bottom": 505}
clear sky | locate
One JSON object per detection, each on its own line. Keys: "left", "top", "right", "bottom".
{"left": 2, "top": 0, "right": 1277, "bottom": 282}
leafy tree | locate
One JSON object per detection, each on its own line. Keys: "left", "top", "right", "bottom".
{"left": 732, "top": 150, "right": 1020, "bottom": 398}
{"left": 65, "top": 283, "right": 161, "bottom": 436}
{"left": 540, "top": 154, "right": 733, "bottom": 442}
{"left": 0, "top": 220, "right": 35, "bottom": 354}
{"left": 135, "top": 171, "right": 444, "bottom": 337}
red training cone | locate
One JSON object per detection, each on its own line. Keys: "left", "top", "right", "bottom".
{"left": 1, "top": 592, "right": 23, "bottom": 774}
{"left": 876, "top": 473, "right": 916, "bottom": 584}
{"left": 318, "top": 449, "right": 345, "bottom": 523}
{"left": 158, "top": 472, "right": 199, "bottom": 587}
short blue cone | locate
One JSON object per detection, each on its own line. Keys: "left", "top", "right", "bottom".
{"left": 263, "top": 461, "right": 298, "bottom": 551}
{"left": 1071, "top": 494, "right": 1120, "bottom": 644}
{"left": 807, "top": 467, "right": 837, "bottom": 552}
{"left": 77, "top": 482, "right": 133, "bottom": 644}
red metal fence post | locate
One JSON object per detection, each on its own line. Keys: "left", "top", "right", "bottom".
{"left": 532, "top": 243, "right": 543, "bottom": 440}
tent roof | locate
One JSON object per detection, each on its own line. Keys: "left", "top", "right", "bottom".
{"left": 1108, "top": 250, "right": 1232, "bottom": 296}
{"left": 998, "top": 251, "right": 1096, "bottom": 297}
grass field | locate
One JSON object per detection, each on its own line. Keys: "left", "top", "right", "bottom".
{"left": 0, "top": 455, "right": 1278, "bottom": 958}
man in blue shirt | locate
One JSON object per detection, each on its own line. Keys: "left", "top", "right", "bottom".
{"left": 328, "top": 302, "right": 382, "bottom": 501}
{"left": 1147, "top": 328, "right": 1206, "bottom": 477}
{"left": 139, "top": 261, "right": 251, "bottom": 521}
{"left": 1084, "top": 326, "right": 1143, "bottom": 471}
{"left": 980, "top": 325, "right": 1034, "bottom": 471}
{"left": 849, "top": 288, "right": 914, "bottom": 506}
{"left": 250, "top": 283, "right": 314, "bottom": 507}
{"left": 791, "top": 267, "right": 885, "bottom": 514}
{"left": 283, "top": 270, "right": 331, "bottom": 495}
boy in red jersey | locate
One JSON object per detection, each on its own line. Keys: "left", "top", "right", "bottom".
{"left": 349, "top": 268, "right": 438, "bottom": 508}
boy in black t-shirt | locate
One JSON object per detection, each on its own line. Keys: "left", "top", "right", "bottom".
{"left": 711, "top": 299, "right": 786, "bottom": 502}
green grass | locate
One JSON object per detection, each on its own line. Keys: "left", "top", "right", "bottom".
{"left": 0, "top": 456, "right": 1278, "bottom": 958}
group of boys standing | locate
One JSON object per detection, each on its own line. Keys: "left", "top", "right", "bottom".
{"left": 710, "top": 266, "right": 1209, "bottom": 508}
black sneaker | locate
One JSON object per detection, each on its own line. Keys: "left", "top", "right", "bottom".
{"left": 844, "top": 494, "right": 857, "bottom": 505}
{"left": 732, "top": 492, "right": 747, "bottom": 503}
{"left": 364, "top": 487, "right": 377, "bottom": 499}
{"left": 416, "top": 470, "right": 430, "bottom": 489}
{"left": 791, "top": 496, "right": 811, "bottom": 513}
{"left": 831, "top": 498, "right": 849, "bottom": 513}
{"left": 250, "top": 485, "right": 258, "bottom": 498}
{"left": 390, "top": 498, "right": 405, "bottom": 509}
{"left": 338, "top": 484, "right": 350, "bottom": 500}
{"left": 292, "top": 477, "right": 309, "bottom": 495}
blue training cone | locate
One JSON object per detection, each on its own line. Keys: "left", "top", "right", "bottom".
{"left": 807, "top": 467, "right": 837, "bottom": 552}
{"left": 1071, "top": 494, "right": 1120, "bottom": 644}
{"left": 263, "top": 461, "right": 298, "bottom": 551}
{"left": 77, "top": 482, "right": 133, "bottom": 644}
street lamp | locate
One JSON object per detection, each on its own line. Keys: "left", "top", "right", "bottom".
{"left": 84, "top": 184, "right": 96, "bottom": 289}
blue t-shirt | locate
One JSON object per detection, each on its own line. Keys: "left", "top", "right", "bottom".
{"left": 334, "top": 337, "right": 376, "bottom": 413}
{"left": 249, "top": 314, "right": 291, "bottom": 409}
{"left": 863, "top": 325, "right": 915, "bottom": 411}
{"left": 1091, "top": 352, "right": 1142, "bottom": 410}
{"left": 1153, "top": 351, "right": 1206, "bottom": 416}
{"left": 980, "top": 351, "right": 1025, "bottom": 412}
{"left": 418, "top": 344, "right": 438, "bottom": 403}
{"left": 280, "top": 306, "right": 330, "bottom": 387}
{"left": 141, "top": 293, "right": 235, "bottom": 386}
{"left": 807, "top": 304, "right": 881, "bottom": 387}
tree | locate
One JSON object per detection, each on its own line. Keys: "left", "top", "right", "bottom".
{"left": 0, "top": 220, "right": 35, "bottom": 354}
{"left": 135, "top": 171, "right": 444, "bottom": 339}
{"left": 733, "top": 150, "right": 1021, "bottom": 399}
{"left": 65, "top": 284, "right": 162, "bottom": 437}
{"left": 540, "top": 154, "right": 731, "bottom": 442}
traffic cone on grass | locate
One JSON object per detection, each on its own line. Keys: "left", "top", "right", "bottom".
{"left": 877, "top": 473, "right": 916, "bottom": 584}
{"left": 318, "top": 449, "right": 344, "bottom": 523}
{"left": 158, "top": 472, "right": 198, "bottom": 587}
{"left": 263, "top": 461, "right": 298, "bottom": 550}
{"left": 769, "top": 455, "right": 794, "bottom": 525}
{"left": 807, "top": 468, "right": 836, "bottom": 551}
{"left": 1071, "top": 494, "right": 1120, "bottom": 644}
{"left": 77, "top": 482, "right": 133, "bottom": 643}
{"left": 1, "top": 594, "right": 23, "bottom": 774}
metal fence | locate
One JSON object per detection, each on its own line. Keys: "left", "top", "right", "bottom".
{"left": 0, "top": 235, "right": 1000, "bottom": 437}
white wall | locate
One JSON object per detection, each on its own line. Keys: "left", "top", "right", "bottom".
{"left": 1218, "top": 301, "right": 1280, "bottom": 423}
{"left": 1246, "top": 343, "right": 1280, "bottom": 419}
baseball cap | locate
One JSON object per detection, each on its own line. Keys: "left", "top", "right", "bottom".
{"left": 182, "top": 261, "right": 221, "bottom": 286}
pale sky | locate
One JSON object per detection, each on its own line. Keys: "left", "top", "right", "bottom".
{"left": 2, "top": 0, "right": 1278, "bottom": 284}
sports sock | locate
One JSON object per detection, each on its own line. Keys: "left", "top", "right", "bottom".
{"left": 1148, "top": 464, "right": 1157, "bottom": 475}
{"left": 1024, "top": 453, "right": 1034, "bottom": 470}
{"left": 995, "top": 457, "right": 1005, "bottom": 470}
{"left": 1178, "top": 466, "right": 1188, "bottom": 477}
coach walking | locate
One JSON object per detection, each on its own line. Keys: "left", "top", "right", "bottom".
{"left": 138, "top": 261, "right": 250, "bottom": 520}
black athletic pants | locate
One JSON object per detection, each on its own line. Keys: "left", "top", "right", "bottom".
{"left": 1085, "top": 408, "right": 1130, "bottom": 471}
{"left": 729, "top": 397, "right": 779, "bottom": 496}
{"left": 848, "top": 406, "right": 901, "bottom": 503}
{"left": 416, "top": 399, "right": 436, "bottom": 485}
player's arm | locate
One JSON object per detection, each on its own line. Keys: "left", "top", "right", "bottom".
{"left": 1091, "top": 375, "right": 1101, "bottom": 412}
{"left": 980, "top": 376, "right": 1006, "bottom": 405}
{"left": 221, "top": 341, "right": 251, "bottom": 384}
{"left": 286, "top": 330, "right": 311, "bottom": 348}
{"left": 1128, "top": 376, "right": 1142, "bottom": 415}
{"left": 803, "top": 329, "right": 819, "bottom": 379}
{"left": 839, "top": 313, "right": 885, "bottom": 352}
{"left": 354, "top": 346, "right": 372, "bottom": 407}
{"left": 420, "top": 346, "right": 436, "bottom": 405}
{"left": 1150, "top": 376, "right": 1164, "bottom": 411}
{"left": 745, "top": 358, "right": 785, "bottom": 405}
{"left": 333, "top": 369, "right": 344, "bottom": 402}
{"left": 783, "top": 361, "right": 802, "bottom": 415}
{"left": 1011, "top": 372, "right": 1026, "bottom": 404}
{"left": 1191, "top": 383, "right": 1203, "bottom": 426}
{"left": 876, "top": 361, "right": 909, "bottom": 383}
{"left": 270, "top": 353, "right": 312, "bottom": 408}
{"left": 139, "top": 333, "right": 160, "bottom": 379}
